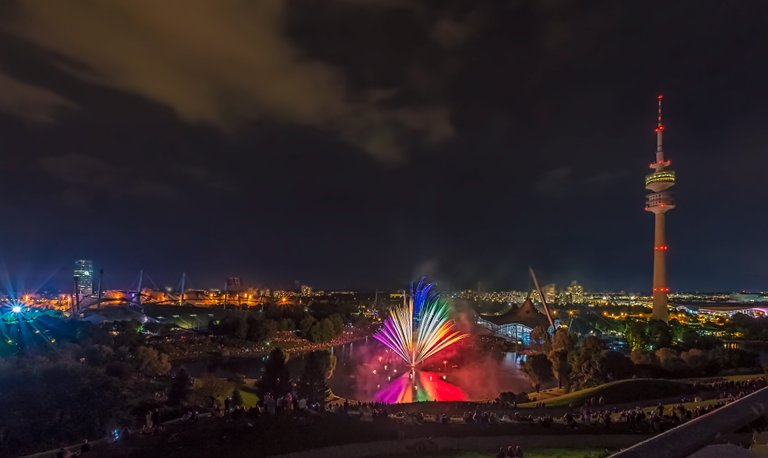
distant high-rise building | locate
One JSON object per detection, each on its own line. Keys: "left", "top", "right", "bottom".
{"left": 300, "top": 285, "right": 313, "bottom": 296}
{"left": 226, "top": 276, "right": 242, "bottom": 292}
{"left": 532, "top": 283, "right": 557, "bottom": 305}
{"left": 645, "top": 95, "right": 676, "bottom": 322}
{"left": 564, "top": 281, "right": 586, "bottom": 304}
{"left": 74, "top": 259, "right": 94, "bottom": 297}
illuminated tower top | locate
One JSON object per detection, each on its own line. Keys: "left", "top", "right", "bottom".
{"left": 645, "top": 95, "right": 676, "bottom": 206}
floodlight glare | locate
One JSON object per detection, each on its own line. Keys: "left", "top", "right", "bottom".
{"left": 11, "top": 305, "right": 22, "bottom": 313}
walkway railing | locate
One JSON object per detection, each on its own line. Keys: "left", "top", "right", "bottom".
{"left": 610, "top": 386, "right": 768, "bottom": 458}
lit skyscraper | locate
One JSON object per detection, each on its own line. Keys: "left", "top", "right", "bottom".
{"left": 74, "top": 259, "right": 94, "bottom": 297}
{"left": 644, "top": 95, "right": 676, "bottom": 322}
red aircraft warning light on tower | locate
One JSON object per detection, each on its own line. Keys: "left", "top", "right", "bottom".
{"left": 645, "top": 95, "right": 676, "bottom": 322}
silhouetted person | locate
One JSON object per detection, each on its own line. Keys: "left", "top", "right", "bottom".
{"left": 151, "top": 408, "right": 161, "bottom": 432}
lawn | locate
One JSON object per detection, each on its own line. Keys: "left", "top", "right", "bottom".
{"left": 378, "top": 449, "right": 611, "bottom": 458}
{"left": 193, "top": 378, "right": 260, "bottom": 408}
{"left": 721, "top": 373, "right": 764, "bottom": 382}
{"left": 238, "top": 385, "right": 260, "bottom": 408}
{"left": 518, "top": 378, "right": 694, "bottom": 408}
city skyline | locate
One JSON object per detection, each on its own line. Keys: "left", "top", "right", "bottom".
{"left": 1, "top": 2, "right": 767, "bottom": 292}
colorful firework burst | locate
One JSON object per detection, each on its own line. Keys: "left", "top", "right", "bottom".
{"left": 373, "top": 281, "right": 468, "bottom": 367}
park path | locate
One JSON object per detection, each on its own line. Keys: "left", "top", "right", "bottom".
{"left": 269, "top": 434, "right": 648, "bottom": 458}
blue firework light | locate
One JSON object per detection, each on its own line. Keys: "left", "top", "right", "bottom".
{"left": 410, "top": 277, "right": 436, "bottom": 321}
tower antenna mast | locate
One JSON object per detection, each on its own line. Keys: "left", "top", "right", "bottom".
{"left": 656, "top": 95, "right": 665, "bottom": 162}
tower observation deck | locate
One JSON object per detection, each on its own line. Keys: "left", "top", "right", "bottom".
{"left": 645, "top": 95, "right": 676, "bottom": 321}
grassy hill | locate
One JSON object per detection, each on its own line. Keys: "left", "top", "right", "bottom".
{"left": 519, "top": 378, "right": 695, "bottom": 408}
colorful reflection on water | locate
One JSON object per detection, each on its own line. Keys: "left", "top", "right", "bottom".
{"left": 375, "top": 370, "right": 467, "bottom": 402}
{"left": 329, "top": 339, "right": 532, "bottom": 403}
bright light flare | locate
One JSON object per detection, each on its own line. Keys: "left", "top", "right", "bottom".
{"left": 373, "top": 281, "right": 468, "bottom": 367}
{"left": 11, "top": 305, "right": 22, "bottom": 313}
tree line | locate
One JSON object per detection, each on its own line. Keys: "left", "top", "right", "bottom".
{"left": 524, "top": 320, "right": 760, "bottom": 393}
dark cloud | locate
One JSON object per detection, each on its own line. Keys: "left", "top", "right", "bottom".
{"left": 430, "top": 17, "right": 475, "bottom": 49}
{"left": 534, "top": 166, "right": 573, "bottom": 195}
{"left": 6, "top": 0, "right": 453, "bottom": 162}
{"left": 0, "top": 69, "right": 76, "bottom": 122}
{"left": 38, "top": 154, "right": 177, "bottom": 201}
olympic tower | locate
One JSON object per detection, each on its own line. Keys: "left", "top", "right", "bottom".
{"left": 645, "top": 95, "right": 676, "bottom": 322}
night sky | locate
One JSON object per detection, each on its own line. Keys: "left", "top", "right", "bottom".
{"left": 0, "top": 1, "right": 767, "bottom": 293}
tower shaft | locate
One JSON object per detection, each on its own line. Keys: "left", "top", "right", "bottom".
{"left": 651, "top": 212, "right": 669, "bottom": 320}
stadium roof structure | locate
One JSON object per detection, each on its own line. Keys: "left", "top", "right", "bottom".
{"left": 478, "top": 299, "right": 551, "bottom": 329}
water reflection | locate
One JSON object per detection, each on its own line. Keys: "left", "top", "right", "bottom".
{"left": 329, "top": 339, "right": 532, "bottom": 403}
{"left": 375, "top": 370, "right": 466, "bottom": 403}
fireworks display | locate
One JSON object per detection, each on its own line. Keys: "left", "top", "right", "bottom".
{"left": 375, "top": 370, "right": 466, "bottom": 403}
{"left": 373, "top": 281, "right": 468, "bottom": 367}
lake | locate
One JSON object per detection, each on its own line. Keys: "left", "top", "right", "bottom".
{"left": 179, "top": 337, "right": 533, "bottom": 403}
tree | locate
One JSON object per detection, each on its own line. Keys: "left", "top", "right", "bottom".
{"left": 329, "top": 314, "right": 345, "bottom": 335}
{"left": 299, "top": 315, "right": 316, "bottom": 334}
{"left": 630, "top": 349, "right": 656, "bottom": 365}
{"left": 547, "top": 349, "right": 571, "bottom": 389}
{"left": 581, "top": 336, "right": 605, "bottom": 354}
{"left": 679, "top": 329, "right": 718, "bottom": 350}
{"left": 680, "top": 348, "right": 711, "bottom": 372}
{"left": 566, "top": 336, "right": 605, "bottom": 388}
{"left": 84, "top": 344, "right": 114, "bottom": 366}
{"left": 234, "top": 317, "right": 249, "bottom": 340}
{"left": 679, "top": 329, "right": 700, "bottom": 349}
{"left": 530, "top": 326, "right": 550, "bottom": 352}
{"left": 220, "top": 314, "right": 248, "bottom": 339}
{"left": 278, "top": 318, "right": 295, "bottom": 331}
{"left": 546, "top": 329, "right": 575, "bottom": 390}
{"left": 104, "top": 361, "right": 133, "bottom": 378}
{"left": 523, "top": 353, "right": 552, "bottom": 392}
{"left": 308, "top": 318, "right": 337, "bottom": 343}
{"left": 135, "top": 346, "right": 171, "bottom": 376}
{"left": 258, "top": 348, "right": 291, "bottom": 397}
{"left": 647, "top": 320, "right": 672, "bottom": 349}
{"left": 551, "top": 329, "right": 575, "bottom": 352}
{"left": 196, "top": 373, "right": 230, "bottom": 400}
{"left": 298, "top": 350, "right": 332, "bottom": 404}
{"left": 595, "top": 350, "right": 634, "bottom": 382}
{"left": 247, "top": 317, "right": 277, "bottom": 342}
{"left": 0, "top": 362, "right": 122, "bottom": 455}
{"left": 624, "top": 321, "right": 649, "bottom": 351}
{"left": 655, "top": 347, "right": 685, "bottom": 373}
{"left": 168, "top": 368, "right": 191, "bottom": 406}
